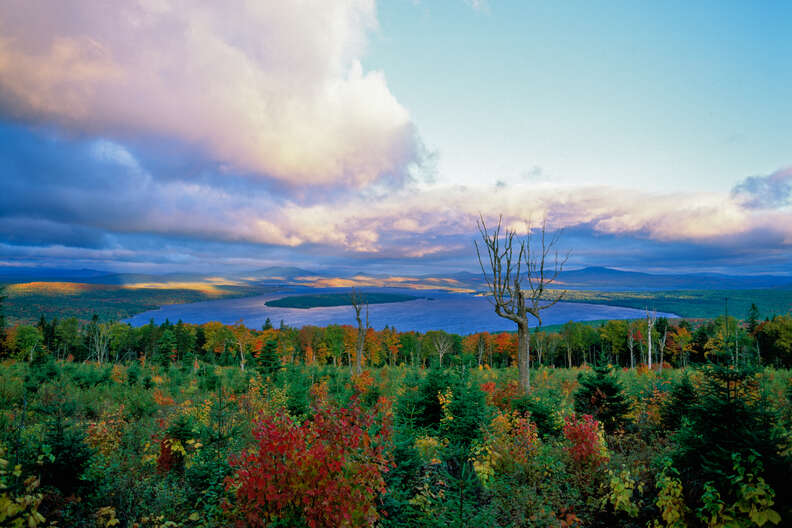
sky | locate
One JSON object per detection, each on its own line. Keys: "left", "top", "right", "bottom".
{"left": 1, "top": 0, "right": 791, "bottom": 275}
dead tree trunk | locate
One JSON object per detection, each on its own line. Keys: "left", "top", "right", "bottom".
{"left": 433, "top": 333, "right": 452, "bottom": 367}
{"left": 658, "top": 326, "right": 667, "bottom": 372}
{"left": 350, "top": 290, "right": 367, "bottom": 375}
{"left": 90, "top": 322, "right": 111, "bottom": 364}
{"left": 476, "top": 215, "right": 567, "bottom": 393}
{"left": 628, "top": 328, "right": 635, "bottom": 369}
{"left": 517, "top": 320, "right": 529, "bottom": 389}
{"left": 646, "top": 309, "right": 657, "bottom": 369}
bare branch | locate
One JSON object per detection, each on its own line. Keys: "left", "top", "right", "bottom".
{"left": 475, "top": 212, "right": 571, "bottom": 391}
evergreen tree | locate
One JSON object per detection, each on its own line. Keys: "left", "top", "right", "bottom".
{"left": 174, "top": 320, "right": 195, "bottom": 360}
{"left": 195, "top": 325, "right": 207, "bottom": 357}
{"left": 673, "top": 364, "right": 791, "bottom": 514}
{"left": 256, "top": 339, "right": 281, "bottom": 375}
{"left": 573, "top": 357, "right": 631, "bottom": 433}
{"left": 659, "top": 372, "right": 698, "bottom": 431}
{"left": 39, "top": 416, "right": 94, "bottom": 495}
{"left": 746, "top": 303, "right": 760, "bottom": 334}
{"left": 439, "top": 373, "right": 489, "bottom": 460}
{"left": 396, "top": 368, "right": 455, "bottom": 430}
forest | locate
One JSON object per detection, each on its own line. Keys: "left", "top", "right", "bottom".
{"left": 2, "top": 299, "right": 792, "bottom": 527}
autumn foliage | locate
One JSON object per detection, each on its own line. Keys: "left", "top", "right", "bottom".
{"left": 562, "top": 414, "right": 609, "bottom": 471}
{"left": 481, "top": 379, "right": 522, "bottom": 410}
{"left": 226, "top": 402, "right": 392, "bottom": 528}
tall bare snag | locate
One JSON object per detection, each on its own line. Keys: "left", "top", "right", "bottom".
{"left": 476, "top": 215, "right": 568, "bottom": 392}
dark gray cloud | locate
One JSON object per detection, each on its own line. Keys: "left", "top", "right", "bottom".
{"left": 731, "top": 168, "right": 792, "bottom": 209}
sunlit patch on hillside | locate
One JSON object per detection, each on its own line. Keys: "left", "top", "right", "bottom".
{"left": 122, "top": 281, "right": 239, "bottom": 297}
{"left": 6, "top": 282, "right": 116, "bottom": 296}
{"left": 299, "top": 275, "right": 474, "bottom": 293}
{"left": 205, "top": 277, "right": 244, "bottom": 285}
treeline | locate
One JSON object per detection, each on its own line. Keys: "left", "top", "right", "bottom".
{"left": 2, "top": 304, "right": 792, "bottom": 368}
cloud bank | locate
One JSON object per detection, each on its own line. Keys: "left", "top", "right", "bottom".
{"left": 0, "top": 0, "right": 419, "bottom": 187}
{"left": 2, "top": 121, "right": 791, "bottom": 273}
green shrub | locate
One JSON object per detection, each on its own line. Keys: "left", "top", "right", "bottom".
{"left": 673, "top": 364, "right": 792, "bottom": 518}
{"left": 283, "top": 365, "right": 311, "bottom": 417}
{"left": 38, "top": 418, "right": 94, "bottom": 495}
{"left": 439, "top": 374, "right": 489, "bottom": 460}
{"left": 573, "top": 361, "right": 631, "bottom": 433}
{"left": 126, "top": 361, "right": 141, "bottom": 385}
{"left": 396, "top": 368, "right": 454, "bottom": 430}
{"left": 660, "top": 372, "right": 697, "bottom": 432}
{"left": 512, "top": 392, "right": 564, "bottom": 438}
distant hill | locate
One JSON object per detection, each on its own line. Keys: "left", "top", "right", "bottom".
{"left": 2, "top": 264, "right": 790, "bottom": 292}
{"left": 236, "top": 267, "right": 319, "bottom": 282}
{"left": 0, "top": 266, "right": 111, "bottom": 283}
{"left": 555, "top": 267, "right": 792, "bottom": 291}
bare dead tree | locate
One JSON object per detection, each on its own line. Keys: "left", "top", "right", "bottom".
{"left": 646, "top": 308, "right": 657, "bottom": 369}
{"left": 350, "top": 289, "right": 367, "bottom": 375}
{"left": 89, "top": 322, "right": 111, "bottom": 364}
{"left": 476, "top": 335, "right": 485, "bottom": 367}
{"left": 432, "top": 332, "right": 453, "bottom": 367}
{"left": 656, "top": 318, "right": 668, "bottom": 373}
{"left": 535, "top": 330, "right": 545, "bottom": 366}
{"left": 476, "top": 214, "right": 568, "bottom": 392}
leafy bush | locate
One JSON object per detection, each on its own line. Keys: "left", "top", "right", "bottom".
{"left": 563, "top": 414, "right": 609, "bottom": 472}
{"left": 226, "top": 402, "right": 391, "bottom": 527}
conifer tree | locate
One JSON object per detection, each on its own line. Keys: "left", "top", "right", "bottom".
{"left": 660, "top": 373, "right": 697, "bottom": 431}
{"left": 673, "top": 364, "right": 791, "bottom": 514}
{"left": 257, "top": 339, "right": 281, "bottom": 375}
{"left": 573, "top": 356, "right": 630, "bottom": 433}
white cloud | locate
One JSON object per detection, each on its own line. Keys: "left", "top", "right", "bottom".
{"left": 0, "top": 0, "right": 417, "bottom": 187}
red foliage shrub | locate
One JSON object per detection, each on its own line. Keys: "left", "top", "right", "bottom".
{"left": 562, "top": 414, "right": 608, "bottom": 471}
{"left": 226, "top": 401, "right": 392, "bottom": 528}
{"left": 156, "top": 438, "right": 182, "bottom": 475}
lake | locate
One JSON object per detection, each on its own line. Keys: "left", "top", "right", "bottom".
{"left": 125, "top": 288, "right": 678, "bottom": 334}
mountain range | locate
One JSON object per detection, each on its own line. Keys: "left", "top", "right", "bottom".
{"left": 1, "top": 265, "right": 790, "bottom": 292}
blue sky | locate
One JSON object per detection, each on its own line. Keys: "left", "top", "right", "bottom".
{"left": 0, "top": 0, "right": 790, "bottom": 275}
{"left": 367, "top": 1, "right": 791, "bottom": 191}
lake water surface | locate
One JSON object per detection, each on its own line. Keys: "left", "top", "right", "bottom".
{"left": 125, "top": 288, "right": 678, "bottom": 334}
